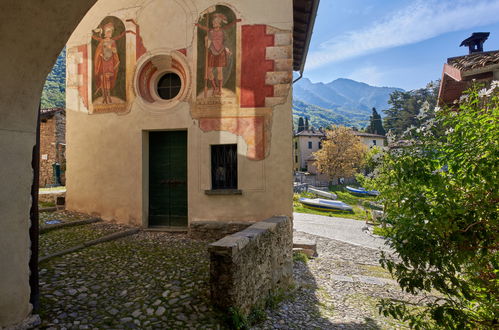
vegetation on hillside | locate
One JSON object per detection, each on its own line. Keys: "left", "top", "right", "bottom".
{"left": 41, "top": 48, "right": 66, "bottom": 109}
{"left": 383, "top": 81, "right": 439, "bottom": 138}
{"left": 359, "top": 83, "right": 499, "bottom": 328}
{"left": 293, "top": 99, "right": 368, "bottom": 129}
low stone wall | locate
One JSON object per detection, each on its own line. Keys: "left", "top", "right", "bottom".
{"left": 189, "top": 220, "right": 254, "bottom": 241}
{"left": 208, "top": 216, "right": 293, "bottom": 315}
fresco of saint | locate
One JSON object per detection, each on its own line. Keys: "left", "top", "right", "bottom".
{"left": 196, "top": 11, "right": 240, "bottom": 97}
{"left": 92, "top": 22, "right": 125, "bottom": 104}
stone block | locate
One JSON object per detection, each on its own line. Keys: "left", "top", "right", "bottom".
{"left": 265, "top": 96, "right": 286, "bottom": 108}
{"left": 273, "top": 83, "right": 291, "bottom": 97}
{"left": 274, "top": 59, "right": 293, "bottom": 71}
{"left": 265, "top": 46, "right": 292, "bottom": 60}
{"left": 274, "top": 33, "right": 292, "bottom": 46}
{"left": 265, "top": 71, "right": 292, "bottom": 85}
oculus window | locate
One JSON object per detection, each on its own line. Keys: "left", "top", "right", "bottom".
{"left": 157, "top": 72, "right": 181, "bottom": 100}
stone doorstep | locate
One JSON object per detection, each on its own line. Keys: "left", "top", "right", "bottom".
{"left": 293, "top": 237, "right": 318, "bottom": 257}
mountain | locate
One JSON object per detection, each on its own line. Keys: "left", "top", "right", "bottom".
{"left": 293, "top": 77, "right": 403, "bottom": 128}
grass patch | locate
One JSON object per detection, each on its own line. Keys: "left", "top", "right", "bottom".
{"left": 372, "top": 226, "right": 392, "bottom": 237}
{"left": 294, "top": 185, "right": 383, "bottom": 221}
{"left": 293, "top": 251, "right": 309, "bottom": 263}
{"left": 39, "top": 201, "right": 55, "bottom": 208}
{"left": 360, "top": 264, "right": 394, "bottom": 280}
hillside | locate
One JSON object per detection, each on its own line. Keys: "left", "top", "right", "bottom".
{"left": 41, "top": 48, "right": 66, "bottom": 109}
{"left": 293, "top": 77, "right": 403, "bottom": 128}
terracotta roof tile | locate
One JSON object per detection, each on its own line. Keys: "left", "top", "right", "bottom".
{"left": 448, "top": 50, "right": 499, "bottom": 71}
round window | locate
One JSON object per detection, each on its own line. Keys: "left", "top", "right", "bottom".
{"left": 156, "top": 72, "right": 181, "bottom": 100}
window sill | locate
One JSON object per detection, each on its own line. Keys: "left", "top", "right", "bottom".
{"left": 204, "top": 189, "right": 243, "bottom": 195}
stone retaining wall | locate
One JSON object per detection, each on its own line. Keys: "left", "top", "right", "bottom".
{"left": 208, "top": 216, "right": 293, "bottom": 315}
{"left": 189, "top": 221, "right": 254, "bottom": 241}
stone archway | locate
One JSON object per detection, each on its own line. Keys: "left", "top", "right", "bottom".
{"left": 0, "top": 1, "right": 97, "bottom": 327}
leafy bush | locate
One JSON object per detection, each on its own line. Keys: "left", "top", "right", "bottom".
{"left": 359, "top": 83, "right": 499, "bottom": 329}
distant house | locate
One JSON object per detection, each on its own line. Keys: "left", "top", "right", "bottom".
{"left": 353, "top": 131, "right": 386, "bottom": 149}
{"left": 439, "top": 35, "right": 499, "bottom": 105}
{"left": 40, "top": 108, "right": 66, "bottom": 187}
{"left": 294, "top": 129, "right": 385, "bottom": 182}
{"left": 293, "top": 129, "right": 324, "bottom": 171}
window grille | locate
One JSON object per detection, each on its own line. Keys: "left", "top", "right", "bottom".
{"left": 211, "top": 144, "right": 237, "bottom": 189}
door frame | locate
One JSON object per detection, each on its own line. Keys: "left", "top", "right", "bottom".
{"left": 142, "top": 129, "right": 188, "bottom": 228}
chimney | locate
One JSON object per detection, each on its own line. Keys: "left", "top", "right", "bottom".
{"left": 460, "top": 32, "right": 490, "bottom": 54}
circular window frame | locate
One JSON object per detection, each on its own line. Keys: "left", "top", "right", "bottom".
{"left": 133, "top": 50, "right": 191, "bottom": 113}
{"left": 155, "top": 72, "right": 183, "bottom": 101}
{"left": 149, "top": 68, "right": 184, "bottom": 104}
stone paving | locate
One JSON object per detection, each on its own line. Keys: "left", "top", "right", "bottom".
{"left": 37, "top": 212, "right": 419, "bottom": 329}
{"left": 39, "top": 221, "right": 125, "bottom": 258}
{"left": 38, "top": 230, "right": 222, "bottom": 329}
{"left": 39, "top": 211, "right": 95, "bottom": 227}
{"left": 253, "top": 231, "right": 417, "bottom": 329}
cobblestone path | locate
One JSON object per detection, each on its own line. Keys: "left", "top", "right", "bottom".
{"left": 38, "top": 230, "right": 222, "bottom": 329}
{"left": 254, "top": 231, "right": 417, "bottom": 329}
{"left": 37, "top": 212, "right": 417, "bottom": 329}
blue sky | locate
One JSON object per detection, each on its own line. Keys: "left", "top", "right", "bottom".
{"left": 304, "top": 0, "right": 499, "bottom": 90}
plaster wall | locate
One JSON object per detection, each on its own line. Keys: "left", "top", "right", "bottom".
{"left": 359, "top": 136, "right": 385, "bottom": 148}
{"left": 296, "top": 135, "right": 322, "bottom": 170}
{"left": 65, "top": 0, "right": 294, "bottom": 226}
{"left": 0, "top": 1, "right": 97, "bottom": 326}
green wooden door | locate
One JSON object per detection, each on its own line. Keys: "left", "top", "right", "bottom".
{"left": 149, "top": 131, "right": 187, "bottom": 227}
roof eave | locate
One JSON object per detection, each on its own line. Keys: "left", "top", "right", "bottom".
{"left": 293, "top": 0, "right": 320, "bottom": 74}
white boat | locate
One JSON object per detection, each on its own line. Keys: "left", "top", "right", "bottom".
{"left": 299, "top": 198, "right": 353, "bottom": 212}
{"left": 308, "top": 187, "right": 337, "bottom": 200}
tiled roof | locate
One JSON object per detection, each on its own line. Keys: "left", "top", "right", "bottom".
{"left": 354, "top": 132, "right": 385, "bottom": 138}
{"left": 447, "top": 50, "right": 499, "bottom": 72}
{"left": 40, "top": 107, "right": 65, "bottom": 118}
{"left": 295, "top": 130, "right": 325, "bottom": 137}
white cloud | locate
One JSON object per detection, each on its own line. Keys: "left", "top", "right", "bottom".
{"left": 346, "top": 65, "right": 383, "bottom": 86}
{"left": 307, "top": 0, "right": 499, "bottom": 69}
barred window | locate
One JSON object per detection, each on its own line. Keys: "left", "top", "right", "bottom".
{"left": 211, "top": 144, "right": 237, "bottom": 189}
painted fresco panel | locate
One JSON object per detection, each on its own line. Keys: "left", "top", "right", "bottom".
{"left": 91, "top": 16, "right": 126, "bottom": 113}
{"left": 196, "top": 5, "right": 239, "bottom": 105}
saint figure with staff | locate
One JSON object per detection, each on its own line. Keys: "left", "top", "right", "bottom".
{"left": 92, "top": 22, "right": 125, "bottom": 104}
{"left": 196, "top": 12, "right": 240, "bottom": 97}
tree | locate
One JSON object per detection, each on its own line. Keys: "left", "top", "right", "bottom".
{"left": 297, "top": 117, "right": 305, "bottom": 132}
{"left": 384, "top": 81, "right": 439, "bottom": 138}
{"left": 359, "top": 83, "right": 499, "bottom": 329}
{"left": 305, "top": 117, "right": 309, "bottom": 131}
{"left": 313, "top": 126, "right": 367, "bottom": 183}
{"left": 366, "top": 107, "right": 386, "bottom": 135}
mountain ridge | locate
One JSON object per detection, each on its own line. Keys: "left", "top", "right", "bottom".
{"left": 292, "top": 77, "right": 404, "bottom": 128}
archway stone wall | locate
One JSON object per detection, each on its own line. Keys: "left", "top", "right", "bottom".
{"left": 0, "top": 1, "right": 97, "bottom": 327}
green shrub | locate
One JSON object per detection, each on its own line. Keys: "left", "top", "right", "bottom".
{"left": 359, "top": 83, "right": 499, "bottom": 329}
